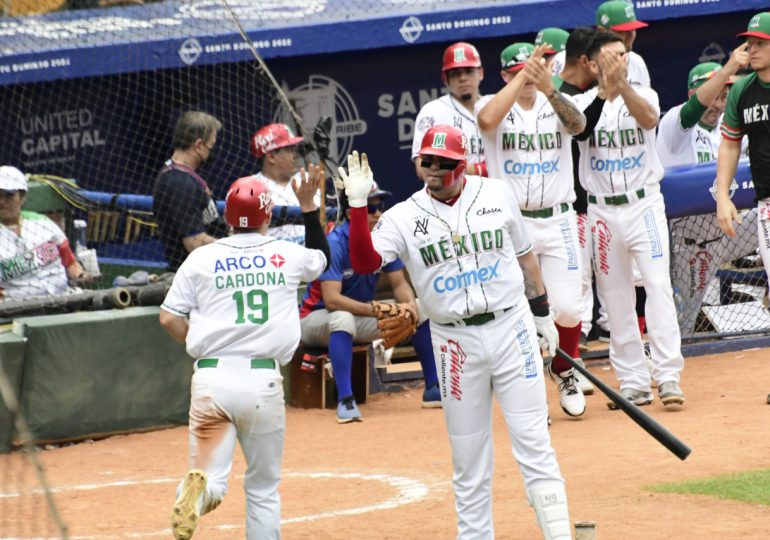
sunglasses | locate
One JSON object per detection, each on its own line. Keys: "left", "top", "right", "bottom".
{"left": 367, "top": 201, "right": 385, "bottom": 214}
{"left": 420, "top": 159, "right": 459, "bottom": 171}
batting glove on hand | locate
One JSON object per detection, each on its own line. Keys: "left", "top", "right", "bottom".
{"left": 338, "top": 150, "right": 374, "bottom": 208}
{"left": 533, "top": 313, "right": 559, "bottom": 357}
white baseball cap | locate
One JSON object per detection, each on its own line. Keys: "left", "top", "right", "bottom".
{"left": 0, "top": 166, "right": 27, "bottom": 191}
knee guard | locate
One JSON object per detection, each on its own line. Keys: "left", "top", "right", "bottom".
{"left": 528, "top": 479, "right": 572, "bottom": 540}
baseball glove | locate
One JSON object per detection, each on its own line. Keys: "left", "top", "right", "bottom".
{"left": 371, "top": 301, "right": 419, "bottom": 350}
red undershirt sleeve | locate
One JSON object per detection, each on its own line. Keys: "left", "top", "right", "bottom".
{"left": 348, "top": 206, "right": 382, "bottom": 274}
{"left": 58, "top": 240, "right": 77, "bottom": 268}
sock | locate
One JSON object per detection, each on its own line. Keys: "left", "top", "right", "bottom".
{"left": 551, "top": 323, "right": 581, "bottom": 374}
{"left": 637, "top": 316, "right": 646, "bottom": 336}
{"left": 329, "top": 331, "right": 353, "bottom": 400}
{"left": 411, "top": 321, "right": 438, "bottom": 388}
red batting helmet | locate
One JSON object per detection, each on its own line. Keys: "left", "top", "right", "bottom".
{"left": 442, "top": 42, "right": 482, "bottom": 72}
{"left": 250, "top": 123, "right": 304, "bottom": 158}
{"left": 418, "top": 125, "right": 468, "bottom": 188}
{"left": 225, "top": 176, "right": 274, "bottom": 228}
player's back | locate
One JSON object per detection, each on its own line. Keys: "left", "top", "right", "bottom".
{"left": 169, "top": 234, "right": 326, "bottom": 363}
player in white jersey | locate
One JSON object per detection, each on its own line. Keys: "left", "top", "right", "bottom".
{"left": 0, "top": 166, "right": 92, "bottom": 299}
{"left": 250, "top": 123, "right": 321, "bottom": 244}
{"left": 160, "top": 169, "right": 329, "bottom": 540}
{"left": 476, "top": 42, "right": 589, "bottom": 415}
{"left": 412, "top": 42, "right": 486, "bottom": 176}
{"left": 657, "top": 49, "right": 756, "bottom": 334}
{"left": 575, "top": 32, "right": 684, "bottom": 408}
{"left": 343, "top": 125, "right": 571, "bottom": 540}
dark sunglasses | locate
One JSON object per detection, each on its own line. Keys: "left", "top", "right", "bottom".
{"left": 367, "top": 201, "right": 385, "bottom": 214}
{"left": 420, "top": 159, "right": 459, "bottom": 171}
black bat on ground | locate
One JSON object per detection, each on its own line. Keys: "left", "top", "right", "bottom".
{"left": 556, "top": 347, "right": 692, "bottom": 461}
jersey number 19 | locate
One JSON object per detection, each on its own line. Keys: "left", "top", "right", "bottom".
{"left": 232, "top": 289, "right": 269, "bottom": 324}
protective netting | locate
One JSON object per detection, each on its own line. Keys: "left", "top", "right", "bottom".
{"left": 0, "top": 358, "right": 68, "bottom": 539}
{"left": 0, "top": 0, "right": 342, "bottom": 316}
{"left": 670, "top": 210, "right": 769, "bottom": 337}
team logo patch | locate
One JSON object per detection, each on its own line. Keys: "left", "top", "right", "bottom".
{"left": 432, "top": 132, "right": 447, "bottom": 149}
{"left": 625, "top": 5, "right": 634, "bottom": 18}
{"left": 270, "top": 253, "right": 285, "bottom": 268}
{"left": 258, "top": 191, "right": 273, "bottom": 210}
{"left": 418, "top": 115, "right": 435, "bottom": 132}
{"left": 515, "top": 46, "right": 530, "bottom": 62}
{"left": 643, "top": 209, "right": 663, "bottom": 259}
{"left": 600, "top": 14, "right": 610, "bottom": 26}
{"left": 559, "top": 218, "right": 579, "bottom": 271}
{"left": 413, "top": 216, "right": 429, "bottom": 236}
{"left": 453, "top": 48, "right": 467, "bottom": 62}
{"left": 750, "top": 15, "right": 760, "bottom": 28}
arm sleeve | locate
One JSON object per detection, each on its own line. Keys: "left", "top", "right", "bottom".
{"left": 348, "top": 207, "right": 383, "bottom": 273}
{"left": 721, "top": 82, "right": 744, "bottom": 141}
{"left": 160, "top": 261, "right": 197, "bottom": 317}
{"left": 301, "top": 210, "right": 330, "bottom": 271}
{"left": 57, "top": 240, "right": 77, "bottom": 268}
{"left": 678, "top": 92, "right": 708, "bottom": 130}
{"left": 574, "top": 94, "right": 605, "bottom": 142}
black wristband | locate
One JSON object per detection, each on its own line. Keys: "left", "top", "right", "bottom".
{"left": 528, "top": 293, "right": 550, "bottom": 317}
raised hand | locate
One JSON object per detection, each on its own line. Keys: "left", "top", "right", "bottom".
{"left": 726, "top": 42, "right": 749, "bottom": 73}
{"left": 338, "top": 151, "right": 374, "bottom": 208}
{"left": 522, "top": 43, "right": 554, "bottom": 93}
{"left": 292, "top": 163, "right": 322, "bottom": 213}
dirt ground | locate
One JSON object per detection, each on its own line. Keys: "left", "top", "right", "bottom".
{"left": 2, "top": 348, "right": 770, "bottom": 540}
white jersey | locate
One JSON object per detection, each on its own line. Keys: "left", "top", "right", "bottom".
{"left": 475, "top": 93, "right": 576, "bottom": 209}
{"left": 412, "top": 94, "right": 484, "bottom": 165}
{"left": 0, "top": 211, "right": 70, "bottom": 299}
{"left": 370, "top": 175, "right": 532, "bottom": 324}
{"left": 552, "top": 49, "right": 650, "bottom": 87}
{"left": 161, "top": 233, "right": 326, "bottom": 364}
{"left": 576, "top": 87, "right": 663, "bottom": 196}
{"left": 253, "top": 172, "right": 321, "bottom": 245}
{"left": 656, "top": 107, "right": 745, "bottom": 168}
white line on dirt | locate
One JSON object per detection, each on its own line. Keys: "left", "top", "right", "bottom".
{"left": 0, "top": 471, "right": 431, "bottom": 539}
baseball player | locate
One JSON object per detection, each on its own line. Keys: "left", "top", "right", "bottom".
{"left": 657, "top": 48, "right": 754, "bottom": 334}
{"left": 249, "top": 123, "right": 321, "bottom": 244}
{"left": 159, "top": 168, "right": 330, "bottom": 539}
{"left": 342, "top": 126, "right": 572, "bottom": 539}
{"left": 0, "top": 166, "right": 93, "bottom": 299}
{"left": 412, "top": 42, "right": 486, "bottom": 176}
{"left": 476, "top": 42, "right": 588, "bottom": 415}
{"left": 299, "top": 181, "right": 441, "bottom": 422}
{"left": 550, "top": 1, "right": 650, "bottom": 88}
{"left": 535, "top": 27, "right": 569, "bottom": 81}
{"left": 575, "top": 32, "right": 684, "bottom": 408}
{"left": 715, "top": 12, "right": 770, "bottom": 403}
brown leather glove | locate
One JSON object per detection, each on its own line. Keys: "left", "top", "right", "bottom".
{"left": 370, "top": 301, "right": 419, "bottom": 350}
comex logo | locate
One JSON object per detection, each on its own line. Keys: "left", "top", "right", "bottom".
{"left": 275, "top": 75, "right": 367, "bottom": 165}
{"left": 179, "top": 38, "right": 202, "bottom": 66}
{"left": 432, "top": 259, "right": 501, "bottom": 294}
{"left": 399, "top": 16, "right": 424, "bottom": 43}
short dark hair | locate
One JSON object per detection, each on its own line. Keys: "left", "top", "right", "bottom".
{"left": 565, "top": 27, "right": 597, "bottom": 63}
{"left": 586, "top": 31, "right": 624, "bottom": 61}
{"left": 172, "top": 111, "right": 222, "bottom": 151}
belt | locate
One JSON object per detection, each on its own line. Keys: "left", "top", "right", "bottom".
{"left": 520, "top": 203, "right": 570, "bottom": 218}
{"left": 197, "top": 358, "right": 276, "bottom": 369}
{"left": 441, "top": 307, "right": 513, "bottom": 327}
{"left": 588, "top": 188, "right": 646, "bottom": 206}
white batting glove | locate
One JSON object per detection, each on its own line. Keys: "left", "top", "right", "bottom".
{"left": 533, "top": 313, "right": 559, "bottom": 357}
{"left": 338, "top": 150, "right": 374, "bottom": 208}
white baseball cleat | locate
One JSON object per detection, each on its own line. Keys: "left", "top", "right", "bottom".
{"left": 172, "top": 469, "right": 207, "bottom": 540}
{"left": 548, "top": 365, "right": 586, "bottom": 417}
{"left": 572, "top": 356, "right": 595, "bottom": 395}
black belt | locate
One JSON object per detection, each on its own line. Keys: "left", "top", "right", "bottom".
{"left": 520, "top": 203, "right": 570, "bottom": 218}
{"left": 197, "top": 358, "right": 276, "bottom": 369}
{"left": 587, "top": 188, "right": 646, "bottom": 206}
{"left": 441, "top": 307, "right": 513, "bottom": 327}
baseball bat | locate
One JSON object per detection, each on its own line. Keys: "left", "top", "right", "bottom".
{"left": 556, "top": 347, "right": 692, "bottom": 461}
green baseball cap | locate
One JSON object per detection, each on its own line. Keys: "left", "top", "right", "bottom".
{"left": 688, "top": 62, "right": 722, "bottom": 89}
{"left": 596, "top": 1, "right": 648, "bottom": 31}
{"left": 501, "top": 43, "right": 535, "bottom": 72}
{"left": 535, "top": 28, "right": 569, "bottom": 54}
{"left": 738, "top": 12, "right": 770, "bottom": 40}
